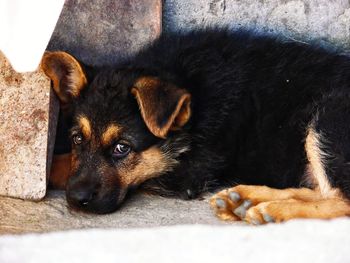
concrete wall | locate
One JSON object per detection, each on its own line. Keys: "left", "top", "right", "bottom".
{"left": 48, "top": 0, "right": 161, "bottom": 66}
{"left": 49, "top": 0, "right": 350, "bottom": 65}
{"left": 163, "top": 0, "right": 350, "bottom": 50}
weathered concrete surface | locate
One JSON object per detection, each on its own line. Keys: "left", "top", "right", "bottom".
{"left": 0, "top": 52, "right": 59, "bottom": 200}
{"left": 164, "top": 0, "right": 350, "bottom": 50}
{"left": 48, "top": 0, "right": 162, "bottom": 66}
{"left": 0, "top": 192, "right": 231, "bottom": 234}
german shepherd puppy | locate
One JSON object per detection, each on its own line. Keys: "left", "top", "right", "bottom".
{"left": 41, "top": 28, "right": 350, "bottom": 224}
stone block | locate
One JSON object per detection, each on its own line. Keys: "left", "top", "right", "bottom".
{"left": 0, "top": 52, "right": 59, "bottom": 200}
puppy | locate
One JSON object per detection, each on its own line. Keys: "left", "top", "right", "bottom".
{"left": 42, "top": 28, "right": 350, "bottom": 223}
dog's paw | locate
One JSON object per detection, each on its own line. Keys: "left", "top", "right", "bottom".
{"left": 243, "top": 202, "right": 278, "bottom": 225}
{"left": 209, "top": 185, "right": 283, "bottom": 222}
{"left": 210, "top": 185, "right": 349, "bottom": 224}
{"left": 210, "top": 186, "right": 301, "bottom": 224}
{"left": 210, "top": 185, "right": 258, "bottom": 221}
{"left": 244, "top": 199, "right": 303, "bottom": 224}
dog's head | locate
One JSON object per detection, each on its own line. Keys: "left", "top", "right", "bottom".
{"left": 41, "top": 51, "right": 191, "bottom": 213}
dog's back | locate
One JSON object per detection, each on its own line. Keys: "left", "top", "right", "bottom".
{"left": 131, "top": 29, "right": 350, "bottom": 193}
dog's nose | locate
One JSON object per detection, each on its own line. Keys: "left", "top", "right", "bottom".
{"left": 67, "top": 187, "right": 99, "bottom": 207}
{"left": 69, "top": 190, "right": 94, "bottom": 206}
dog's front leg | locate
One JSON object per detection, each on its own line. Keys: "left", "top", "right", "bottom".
{"left": 141, "top": 145, "right": 225, "bottom": 200}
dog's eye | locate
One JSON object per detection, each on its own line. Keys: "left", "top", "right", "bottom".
{"left": 72, "top": 134, "right": 83, "bottom": 145}
{"left": 112, "top": 143, "right": 131, "bottom": 158}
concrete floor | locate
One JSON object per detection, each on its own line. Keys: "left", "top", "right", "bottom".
{"left": 0, "top": 191, "right": 231, "bottom": 234}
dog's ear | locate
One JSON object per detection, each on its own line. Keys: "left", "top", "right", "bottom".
{"left": 40, "top": 51, "right": 88, "bottom": 110}
{"left": 131, "top": 77, "right": 191, "bottom": 139}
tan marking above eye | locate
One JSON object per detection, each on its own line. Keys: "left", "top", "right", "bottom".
{"left": 101, "top": 124, "right": 122, "bottom": 146}
{"left": 78, "top": 115, "right": 92, "bottom": 140}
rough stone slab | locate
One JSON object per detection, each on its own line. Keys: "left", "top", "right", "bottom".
{"left": 48, "top": 0, "right": 162, "bottom": 65}
{"left": 0, "top": 192, "right": 231, "bottom": 234}
{"left": 0, "top": 52, "right": 59, "bottom": 200}
{"left": 164, "top": 0, "right": 350, "bottom": 50}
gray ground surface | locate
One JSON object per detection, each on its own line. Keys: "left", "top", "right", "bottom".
{"left": 0, "top": 191, "right": 232, "bottom": 234}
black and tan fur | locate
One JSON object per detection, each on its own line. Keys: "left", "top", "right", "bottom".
{"left": 42, "top": 28, "right": 350, "bottom": 223}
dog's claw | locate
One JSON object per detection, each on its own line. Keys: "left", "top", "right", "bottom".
{"left": 229, "top": 191, "right": 240, "bottom": 202}
{"left": 242, "top": 200, "right": 252, "bottom": 208}
{"left": 233, "top": 200, "right": 252, "bottom": 218}
{"left": 251, "top": 219, "right": 262, "bottom": 225}
{"left": 186, "top": 189, "right": 193, "bottom": 198}
{"left": 215, "top": 198, "right": 226, "bottom": 209}
{"left": 180, "top": 189, "right": 197, "bottom": 200}
{"left": 233, "top": 206, "right": 246, "bottom": 218}
{"left": 263, "top": 213, "right": 275, "bottom": 223}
